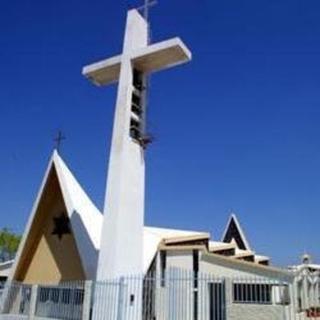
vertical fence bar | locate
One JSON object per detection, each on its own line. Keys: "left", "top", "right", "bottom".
{"left": 117, "top": 277, "right": 125, "bottom": 320}
{"left": 82, "top": 281, "right": 93, "bottom": 320}
{"left": 29, "top": 284, "right": 38, "bottom": 318}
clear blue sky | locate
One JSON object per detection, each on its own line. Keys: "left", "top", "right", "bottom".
{"left": 1, "top": 0, "right": 320, "bottom": 267}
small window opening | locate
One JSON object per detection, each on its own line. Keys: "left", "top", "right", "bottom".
{"left": 133, "top": 69, "right": 143, "bottom": 90}
{"left": 130, "top": 294, "right": 135, "bottom": 306}
{"left": 160, "top": 251, "right": 166, "bottom": 287}
{"left": 233, "top": 283, "right": 272, "bottom": 304}
{"left": 131, "top": 92, "right": 142, "bottom": 116}
{"left": 132, "top": 92, "right": 141, "bottom": 106}
{"left": 130, "top": 118, "right": 141, "bottom": 140}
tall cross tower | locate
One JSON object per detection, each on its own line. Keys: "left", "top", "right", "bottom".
{"left": 83, "top": 9, "right": 191, "bottom": 280}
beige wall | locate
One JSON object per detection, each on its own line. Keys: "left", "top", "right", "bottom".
{"left": 14, "top": 168, "right": 85, "bottom": 284}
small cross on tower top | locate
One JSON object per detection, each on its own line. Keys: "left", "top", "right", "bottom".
{"left": 54, "top": 130, "right": 66, "bottom": 152}
{"left": 137, "top": 0, "right": 157, "bottom": 23}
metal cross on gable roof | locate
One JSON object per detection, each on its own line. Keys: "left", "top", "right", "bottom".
{"left": 54, "top": 130, "right": 66, "bottom": 152}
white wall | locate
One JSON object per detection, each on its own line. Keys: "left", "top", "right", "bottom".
{"left": 166, "top": 250, "right": 193, "bottom": 270}
{"left": 155, "top": 250, "right": 295, "bottom": 320}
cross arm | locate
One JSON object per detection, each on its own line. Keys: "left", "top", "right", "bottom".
{"left": 82, "top": 37, "right": 192, "bottom": 87}
{"left": 132, "top": 37, "right": 192, "bottom": 74}
{"left": 82, "top": 54, "right": 122, "bottom": 87}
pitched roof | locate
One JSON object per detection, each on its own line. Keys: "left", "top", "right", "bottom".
{"left": 202, "top": 250, "right": 292, "bottom": 280}
{"left": 54, "top": 151, "right": 103, "bottom": 251}
{"left": 143, "top": 227, "right": 208, "bottom": 272}
{"left": 221, "top": 213, "right": 251, "bottom": 251}
{"left": 10, "top": 151, "right": 103, "bottom": 281}
{"left": 54, "top": 151, "right": 103, "bottom": 278}
{"left": 209, "top": 241, "right": 236, "bottom": 254}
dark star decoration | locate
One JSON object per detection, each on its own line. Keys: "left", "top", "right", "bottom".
{"left": 52, "top": 213, "right": 71, "bottom": 240}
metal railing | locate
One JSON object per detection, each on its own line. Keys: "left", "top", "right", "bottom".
{"left": 0, "top": 282, "right": 32, "bottom": 317}
{"left": 0, "top": 268, "right": 319, "bottom": 320}
{"left": 35, "top": 281, "right": 85, "bottom": 320}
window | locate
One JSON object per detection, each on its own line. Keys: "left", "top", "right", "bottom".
{"left": 0, "top": 277, "right": 6, "bottom": 289}
{"left": 133, "top": 69, "right": 143, "bottom": 90}
{"left": 74, "top": 289, "right": 84, "bottom": 305}
{"left": 39, "top": 288, "right": 50, "bottom": 303}
{"left": 132, "top": 92, "right": 142, "bottom": 107}
{"left": 233, "top": 283, "right": 272, "bottom": 304}
{"left": 62, "top": 289, "right": 71, "bottom": 304}
{"left": 50, "top": 288, "right": 60, "bottom": 303}
{"left": 132, "top": 102, "right": 142, "bottom": 117}
{"left": 132, "top": 92, "right": 142, "bottom": 116}
{"left": 130, "top": 118, "right": 141, "bottom": 140}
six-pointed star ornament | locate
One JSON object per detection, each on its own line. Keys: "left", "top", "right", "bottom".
{"left": 52, "top": 213, "right": 71, "bottom": 240}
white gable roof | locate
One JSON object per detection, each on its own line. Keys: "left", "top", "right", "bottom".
{"left": 53, "top": 151, "right": 103, "bottom": 278}
{"left": 10, "top": 151, "right": 103, "bottom": 281}
{"left": 143, "top": 227, "right": 208, "bottom": 273}
{"left": 54, "top": 152, "right": 103, "bottom": 251}
{"left": 221, "top": 213, "right": 251, "bottom": 251}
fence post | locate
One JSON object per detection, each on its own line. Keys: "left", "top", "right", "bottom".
{"left": 287, "top": 282, "right": 295, "bottom": 320}
{"left": 29, "top": 284, "right": 38, "bottom": 319}
{"left": 224, "top": 278, "right": 232, "bottom": 320}
{"left": 82, "top": 281, "right": 93, "bottom": 320}
{"left": 116, "top": 277, "right": 125, "bottom": 320}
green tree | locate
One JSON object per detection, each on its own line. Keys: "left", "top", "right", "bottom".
{"left": 0, "top": 228, "right": 21, "bottom": 262}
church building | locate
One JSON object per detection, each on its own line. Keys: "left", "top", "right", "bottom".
{"left": 8, "top": 150, "right": 285, "bottom": 285}
{"left": 8, "top": 2, "right": 292, "bottom": 290}
{"left": 8, "top": 6, "right": 289, "bottom": 286}
{"left": 1, "top": 7, "right": 301, "bottom": 320}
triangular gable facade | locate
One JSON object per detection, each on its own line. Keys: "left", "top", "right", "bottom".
{"left": 221, "top": 213, "right": 251, "bottom": 251}
{"left": 9, "top": 151, "right": 103, "bottom": 284}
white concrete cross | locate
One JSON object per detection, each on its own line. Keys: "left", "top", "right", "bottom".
{"left": 82, "top": 9, "right": 191, "bottom": 282}
{"left": 83, "top": 12, "right": 191, "bottom": 88}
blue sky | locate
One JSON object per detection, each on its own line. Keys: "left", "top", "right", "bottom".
{"left": 1, "top": 0, "right": 320, "bottom": 266}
